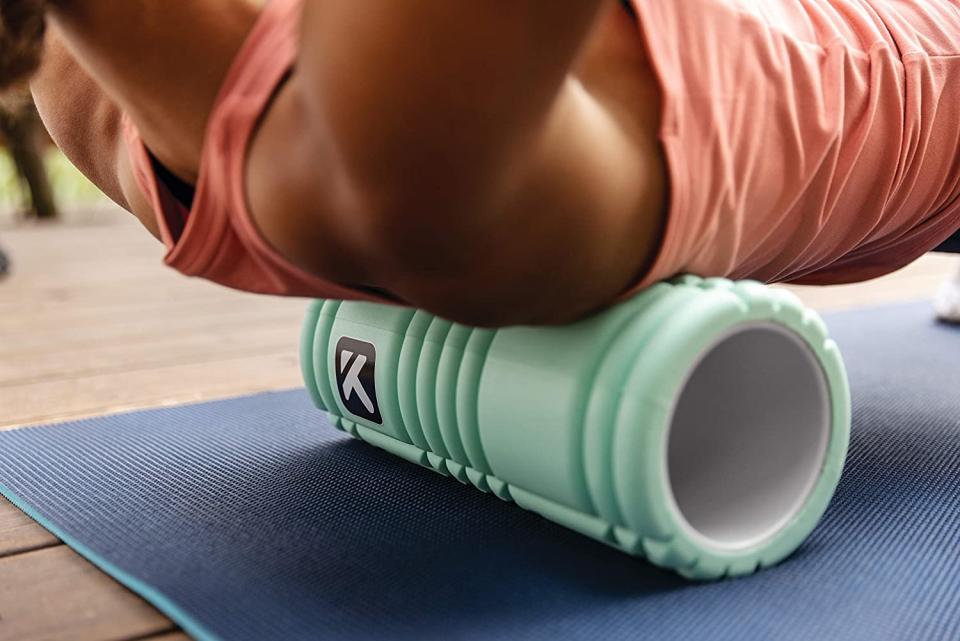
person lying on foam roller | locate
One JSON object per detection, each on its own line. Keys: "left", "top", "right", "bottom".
{"left": 2, "top": 0, "right": 960, "bottom": 326}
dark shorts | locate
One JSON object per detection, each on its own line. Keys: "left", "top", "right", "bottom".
{"left": 934, "top": 229, "right": 960, "bottom": 253}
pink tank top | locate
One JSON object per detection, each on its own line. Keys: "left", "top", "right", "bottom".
{"left": 124, "top": 0, "right": 960, "bottom": 308}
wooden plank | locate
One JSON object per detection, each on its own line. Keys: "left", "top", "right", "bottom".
{"left": 143, "top": 634, "right": 192, "bottom": 641}
{"left": 0, "top": 308, "right": 303, "bottom": 367}
{"left": 0, "top": 350, "right": 304, "bottom": 430}
{"left": 0, "top": 282, "right": 262, "bottom": 315}
{"left": 0, "top": 546, "right": 174, "bottom": 641}
{"left": 0, "top": 283, "right": 301, "bottom": 322}
{"left": 0, "top": 324, "right": 299, "bottom": 387}
{"left": 0, "top": 497, "right": 58, "bottom": 557}
{"left": 784, "top": 253, "right": 956, "bottom": 312}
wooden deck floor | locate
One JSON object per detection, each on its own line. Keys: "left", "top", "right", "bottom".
{"left": 0, "top": 210, "right": 956, "bottom": 640}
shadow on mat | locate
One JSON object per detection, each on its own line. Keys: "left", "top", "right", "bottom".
{"left": 215, "top": 436, "right": 690, "bottom": 625}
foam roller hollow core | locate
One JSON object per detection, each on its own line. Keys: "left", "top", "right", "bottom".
{"left": 300, "top": 276, "right": 850, "bottom": 579}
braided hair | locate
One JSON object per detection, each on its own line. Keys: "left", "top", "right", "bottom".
{"left": 0, "top": 0, "right": 47, "bottom": 92}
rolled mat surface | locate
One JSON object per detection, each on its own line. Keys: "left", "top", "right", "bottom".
{"left": 1, "top": 301, "right": 959, "bottom": 641}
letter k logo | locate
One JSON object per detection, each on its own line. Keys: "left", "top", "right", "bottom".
{"left": 334, "top": 337, "right": 383, "bottom": 424}
{"left": 340, "top": 350, "right": 375, "bottom": 414}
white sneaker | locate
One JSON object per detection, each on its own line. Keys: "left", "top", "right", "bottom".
{"left": 934, "top": 267, "right": 960, "bottom": 323}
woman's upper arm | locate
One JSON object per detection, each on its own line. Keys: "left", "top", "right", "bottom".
{"left": 246, "top": 71, "right": 666, "bottom": 325}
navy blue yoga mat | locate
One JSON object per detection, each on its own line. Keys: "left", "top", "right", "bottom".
{"left": 2, "top": 301, "right": 960, "bottom": 641}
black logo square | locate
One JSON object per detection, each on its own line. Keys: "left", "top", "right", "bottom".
{"left": 334, "top": 336, "right": 382, "bottom": 424}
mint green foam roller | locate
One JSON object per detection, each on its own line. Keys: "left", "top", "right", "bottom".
{"left": 300, "top": 276, "right": 850, "bottom": 579}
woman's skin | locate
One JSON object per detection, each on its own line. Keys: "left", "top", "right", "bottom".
{"left": 32, "top": 0, "right": 667, "bottom": 326}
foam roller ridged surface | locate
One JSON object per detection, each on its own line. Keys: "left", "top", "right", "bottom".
{"left": 300, "top": 276, "right": 851, "bottom": 579}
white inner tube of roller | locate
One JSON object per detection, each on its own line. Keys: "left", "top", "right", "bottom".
{"left": 664, "top": 322, "right": 831, "bottom": 552}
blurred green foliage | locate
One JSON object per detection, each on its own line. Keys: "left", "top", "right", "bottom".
{"left": 0, "top": 148, "right": 107, "bottom": 211}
